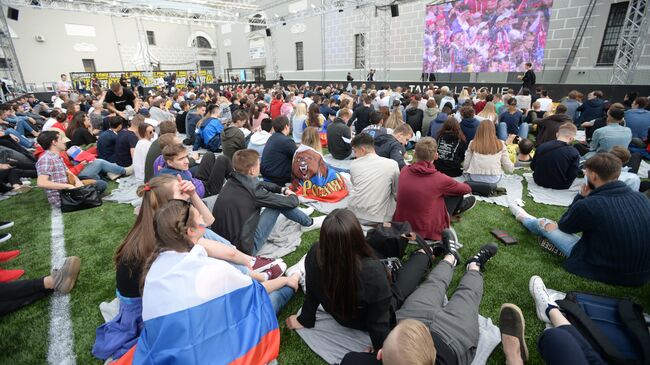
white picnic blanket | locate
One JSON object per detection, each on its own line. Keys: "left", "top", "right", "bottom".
{"left": 454, "top": 174, "right": 524, "bottom": 208}
{"left": 296, "top": 307, "right": 501, "bottom": 365}
{"left": 103, "top": 175, "right": 142, "bottom": 206}
{"left": 524, "top": 173, "right": 580, "bottom": 207}
{"left": 256, "top": 215, "right": 303, "bottom": 258}
{"left": 638, "top": 160, "right": 650, "bottom": 179}
{"left": 323, "top": 154, "right": 352, "bottom": 171}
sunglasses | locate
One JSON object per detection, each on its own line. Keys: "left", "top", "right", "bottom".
{"left": 172, "top": 199, "right": 193, "bottom": 226}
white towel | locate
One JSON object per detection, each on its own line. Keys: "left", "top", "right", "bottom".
{"left": 524, "top": 173, "right": 580, "bottom": 207}
{"left": 638, "top": 160, "right": 650, "bottom": 179}
{"left": 455, "top": 175, "right": 524, "bottom": 208}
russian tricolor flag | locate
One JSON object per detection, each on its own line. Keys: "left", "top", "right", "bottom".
{"left": 122, "top": 245, "right": 279, "bottom": 365}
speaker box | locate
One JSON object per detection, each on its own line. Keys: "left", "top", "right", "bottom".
{"left": 7, "top": 7, "right": 19, "bottom": 21}
{"left": 390, "top": 4, "right": 399, "bottom": 17}
{"left": 265, "top": 28, "right": 271, "bottom": 37}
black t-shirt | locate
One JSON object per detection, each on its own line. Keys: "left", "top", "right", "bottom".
{"left": 340, "top": 330, "right": 457, "bottom": 365}
{"left": 71, "top": 128, "right": 96, "bottom": 147}
{"left": 115, "top": 258, "right": 142, "bottom": 298}
{"left": 105, "top": 88, "right": 135, "bottom": 111}
{"left": 114, "top": 129, "right": 139, "bottom": 167}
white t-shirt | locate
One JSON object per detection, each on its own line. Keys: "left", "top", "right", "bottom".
{"left": 537, "top": 97, "right": 553, "bottom": 112}
{"left": 133, "top": 139, "right": 152, "bottom": 183}
{"left": 42, "top": 118, "right": 57, "bottom": 131}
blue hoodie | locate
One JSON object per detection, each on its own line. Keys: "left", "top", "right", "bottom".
{"left": 460, "top": 118, "right": 480, "bottom": 142}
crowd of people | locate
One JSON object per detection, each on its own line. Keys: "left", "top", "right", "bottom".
{"left": 0, "top": 77, "right": 649, "bottom": 365}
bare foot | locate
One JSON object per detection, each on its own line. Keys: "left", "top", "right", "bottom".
{"left": 286, "top": 273, "right": 301, "bottom": 291}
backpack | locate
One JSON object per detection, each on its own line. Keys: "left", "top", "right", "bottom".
{"left": 365, "top": 221, "right": 412, "bottom": 259}
{"left": 557, "top": 292, "right": 650, "bottom": 365}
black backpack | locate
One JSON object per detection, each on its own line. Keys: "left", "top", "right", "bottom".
{"left": 557, "top": 292, "right": 650, "bottom": 365}
{"left": 365, "top": 221, "right": 412, "bottom": 259}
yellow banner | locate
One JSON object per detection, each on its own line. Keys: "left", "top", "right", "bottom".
{"left": 69, "top": 70, "right": 215, "bottom": 92}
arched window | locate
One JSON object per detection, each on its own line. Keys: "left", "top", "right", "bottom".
{"left": 193, "top": 36, "right": 212, "bottom": 49}
{"left": 249, "top": 13, "right": 266, "bottom": 32}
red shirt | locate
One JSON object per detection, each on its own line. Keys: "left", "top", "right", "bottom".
{"left": 393, "top": 161, "right": 471, "bottom": 240}
{"left": 269, "top": 99, "right": 283, "bottom": 120}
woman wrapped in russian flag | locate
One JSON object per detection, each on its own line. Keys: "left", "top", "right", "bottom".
{"left": 115, "top": 200, "right": 282, "bottom": 365}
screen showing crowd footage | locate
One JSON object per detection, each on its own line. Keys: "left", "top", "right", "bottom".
{"left": 422, "top": 0, "right": 553, "bottom": 73}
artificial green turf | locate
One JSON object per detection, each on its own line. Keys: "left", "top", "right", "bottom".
{"left": 1, "top": 177, "right": 649, "bottom": 365}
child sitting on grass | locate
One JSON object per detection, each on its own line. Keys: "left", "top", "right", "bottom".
{"left": 507, "top": 136, "right": 535, "bottom": 168}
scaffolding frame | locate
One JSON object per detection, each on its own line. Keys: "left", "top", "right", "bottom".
{"left": 610, "top": 0, "right": 650, "bottom": 84}
{"left": 0, "top": 5, "right": 26, "bottom": 101}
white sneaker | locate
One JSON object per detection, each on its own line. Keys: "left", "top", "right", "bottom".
{"left": 286, "top": 254, "right": 307, "bottom": 292}
{"left": 301, "top": 215, "right": 326, "bottom": 232}
{"left": 509, "top": 203, "right": 532, "bottom": 222}
{"left": 124, "top": 165, "right": 134, "bottom": 176}
{"left": 106, "top": 172, "right": 121, "bottom": 181}
{"left": 297, "top": 206, "right": 314, "bottom": 217}
{"left": 529, "top": 275, "right": 556, "bottom": 324}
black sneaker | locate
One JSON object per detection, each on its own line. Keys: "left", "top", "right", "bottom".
{"left": 431, "top": 229, "right": 462, "bottom": 264}
{"left": 466, "top": 243, "right": 498, "bottom": 270}
{"left": 0, "top": 221, "right": 13, "bottom": 230}
{"left": 454, "top": 196, "right": 477, "bottom": 215}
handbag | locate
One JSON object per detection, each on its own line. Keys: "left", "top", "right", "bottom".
{"left": 366, "top": 221, "right": 413, "bottom": 259}
{"left": 59, "top": 185, "right": 102, "bottom": 213}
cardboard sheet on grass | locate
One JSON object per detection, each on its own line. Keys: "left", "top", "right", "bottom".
{"left": 453, "top": 174, "right": 524, "bottom": 208}
{"left": 524, "top": 173, "right": 580, "bottom": 207}
{"left": 296, "top": 306, "right": 501, "bottom": 365}
{"left": 639, "top": 160, "right": 650, "bottom": 179}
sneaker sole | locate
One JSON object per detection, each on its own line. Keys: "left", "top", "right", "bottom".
{"left": 57, "top": 257, "right": 81, "bottom": 294}
{"left": 0, "top": 233, "right": 11, "bottom": 243}
{"left": 499, "top": 303, "right": 529, "bottom": 362}
{"left": 528, "top": 275, "right": 549, "bottom": 324}
{"left": 0, "top": 222, "right": 13, "bottom": 230}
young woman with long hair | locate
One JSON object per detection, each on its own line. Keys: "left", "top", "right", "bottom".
{"left": 306, "top": 102, "right": 325, "bottom": 128}
{"left": 434, "top": 117, "right": 468, "bottom": 177}
{"left": 384, "top": 102, "right": 404, "bottom": 131}
{"left": 285, "top": 209, "right": 434, "bottom": 351}
{"left": 463, "top": 120, "right": 514, "bottom": 184}
{"left": 131, "top": 200, "right": 291, "bottom": 364}
{"left": 477, "top": 101, "right": 498, "bottom": 124}
{"left": 292, "top": 102, "right": 308, "bottom": 143}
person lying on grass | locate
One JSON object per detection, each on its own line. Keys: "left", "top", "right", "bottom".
{"left": 92, "top": 174, "right": 295, "bottom": 362}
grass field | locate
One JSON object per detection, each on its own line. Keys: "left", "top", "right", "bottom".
{"left": 0, "top": 173, "right": 648, "bottom": 365}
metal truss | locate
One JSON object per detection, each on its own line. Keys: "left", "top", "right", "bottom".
{"left": 0, "top": 0, "right": 259, "bottom": 25}
{"left": 0, "top": 6, "right": 26, "bottom": 100}
{"left": 611, "top": 0, "right": 650, "bottom": 84}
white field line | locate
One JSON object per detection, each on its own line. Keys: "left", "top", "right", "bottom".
{"left": 47, "top": 208, "right": 76, "bottom": 365}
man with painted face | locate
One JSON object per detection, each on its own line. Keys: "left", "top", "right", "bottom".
{"left": 509, "top": 152, "right": 650, "bottom": 287}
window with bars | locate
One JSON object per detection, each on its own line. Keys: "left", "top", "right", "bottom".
{"left": 146, "top": 30, "right": 156, "bottom": 46}
{"left": 597, "top": 2, "right": 629, "bottom": 65}
{"left": 82, "top": 59, "right": 96, "bottom": 72}
{"left": 0, "top": 58, "right": 8, "bottom": 69}
{"left": 354, "top": 34, "right": 366, "bottom": 69}
{"left": 296, "top": 42, "right": 304, "bottom": 71}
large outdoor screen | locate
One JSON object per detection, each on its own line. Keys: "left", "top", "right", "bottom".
{"left": 422, "top": 0, "right": 553, "bottom": 73}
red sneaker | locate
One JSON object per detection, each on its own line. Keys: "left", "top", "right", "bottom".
{"left": 262, "top": 262, "right": 288, "bottom": 280}
{"left": 0, "top": 269, "right": 24, "bottom": 282}
{"left": 0, "top": 250, "right": 20, "bottom": 263}
{"left": 252, "top": 257, "right": 282, "bottom": 273}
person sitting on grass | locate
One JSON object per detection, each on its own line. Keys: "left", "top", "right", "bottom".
{"left": 194, "top": 104, "right": 223, "bottom": 152}
{"left": 114, "top": 115, "right": 143, "bottom": 168}
{"left": 93, "top": 175, "right": 293, "bottom": 362}
{"left": 374, "top": 124, "right": 414, "bottom": 170}
{"left": 500, "top": 276, "right": 610, "bottom": 365}
{"left": 459, "top": 106, "right": 481, "bottom": 143}
{"left": 0, "top": 256, "right": 80, "bottom": 316}
{"left": 132, "top": 122, "right": 154, "bottom": 183}
{"left": 348, "top": 133, "right": 400, "bottom": 225}
{"left": 221, "top": 109, "right": 248, "bottom": 160}
{"left": 394, "top": 137, "right": 475, "bottom": 241}
{"left": 534, "top": 104, "right": 573, "bottom": 147}
{"left": 35, "top": 131, "right": 107, "bottom": 207}
{"left": 125, "top": 200, "right": 299, "bottom": 364}
{"left": 260, "top": 116, "right": 297, "bottom": 186}
{"left": 498, "top": 98, "right": 528, "bottom": 141}
{"left": 577, "top": 105, "right": 631, "bottom": 158}
{"left": 362, "top": 110, "right": 388, "bottom": 138}
{"left": 434, "top": 117, "right": 467, "bottom": 178}
{"left": 97, "top": 116, "right": 124, "bottom": 164}
{"left": 463, "top": 120, "right": 514, "bottom": 184}
{"left": 247, "top": 117, "right": 274, "bottom": 158}
{"left": 506, "top": 136, "right": 535, "bottom": 168}
{"left": 212, "top": 149, "right": 323, "bottom": 256}
{"left": 509, "top": 153, "right": 650, "bottom": 287}
{"left": 531, "top": 122, "right": 581, "bottom": 190}
{"left": 608, "top": 146, "right": 641, "bottom": 191}
{"left": 326, "top": 108, "right": 354, "bottom": 160}
{"left": 143, "top": 120, "right": 176, "bottom": 183}
{"left": 331, "top": 225, "right": 499, "bottom": 364}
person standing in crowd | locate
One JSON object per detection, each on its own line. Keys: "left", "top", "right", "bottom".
{"left": 517, "top": 62, "right": 536, "bottom": 94}
{"left": 56, "top": 74, "right": 72, "bottom": 96}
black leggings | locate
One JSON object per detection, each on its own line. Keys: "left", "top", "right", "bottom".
{"left": 194, "top": 152, "right": 233, "bottom": 197}
{"left": 0, "top": 278, "right": 53, "bottom": 317}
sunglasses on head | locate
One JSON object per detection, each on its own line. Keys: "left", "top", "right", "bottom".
{"left": 171, "top": 199, "right": 193, "bottom": 226}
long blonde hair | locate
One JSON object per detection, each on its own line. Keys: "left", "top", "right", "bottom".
{"left": 385, "top": 109, "right": 404, "bottom": 130}
{"left": 294, "top": 102, "right": 307, "bottom": 118}
{"left": 301, "top": 127, "right": 322, "bottom": 153}
{"left": 470, "top": 120, "right": 503, "bottom": 155}
{"left": 477, "top": 102, "right": 498, "bottom": 123}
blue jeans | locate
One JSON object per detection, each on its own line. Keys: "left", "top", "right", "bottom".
{"left": 92, "top": 180, "right": 108, "bottom": 194}
{"left": 538, "top": 325, "right": 606, "bottom": 365}
{"left": 268, "top": 286, "right": 294, "bottom": 314}
{"left": 253, "top": 207, "right": 312, "bottom": 255}
{"left": 497, "top": 122, "right": 529, "bottom": 141}
{"left": 14, "top": 119, "right": 35, "bottom": 136}
{"left": 203, "top": 228, "right": 248, "bottom": 275}
{"left": 4, "top": 128, "right": 33, "bottom": 148}
{"left": 78, "top": 159, "right": 125, "bottom": 181}
{"left": 522, "top": 217, "right": 580, "bottom": 256}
